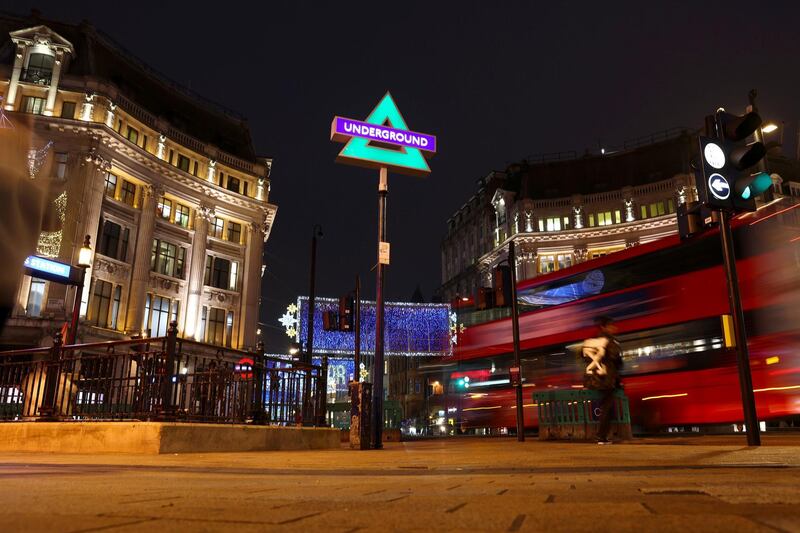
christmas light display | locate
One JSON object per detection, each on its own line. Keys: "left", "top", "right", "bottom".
{"left": 292, "top": 297, "right": 451, "bottom": 357}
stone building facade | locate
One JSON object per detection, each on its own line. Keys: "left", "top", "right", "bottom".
{"left": 0, "top": 14, "right": 276, "bottom": 350}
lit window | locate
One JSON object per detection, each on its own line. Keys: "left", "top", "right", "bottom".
{"left": 22, "top": 96, "right": 46, "bottom": 115}
{"left": 614, "top": 210, "right": 621, "bottom": 224}
{"left": 149, "top": 296, "right": 171, "bottom": 337}
{"left": 126, "top": 126, "right": 139, "bottom": 145}
{"left": 538, "top": 220, "right": 544, "bottom": 232}
{"left": 151, "top": 239, "right": 185, "bottom": 279}
{"left": 110, "top": 286, "right": 122, "bottom": 330}
{"left": 26, "top": 278, "right": 46, "bottom": 317}
{"left": 174, "top": 204, "right": 190, "bottom": 228}
{"left": 539, "top": 255, "right": 555, "bottom": 274}
{"left": 225, "top": 311, "right": 234, "bottom": 348}
{"left": 211, "top": 217, "right": 224, "bottom": 239}
{"left": 589, "top": 214, "right": 595, "bottom": 227}
{"left": 157, "top": 197, "right": 172, "bottom": 220}
{"left": 229, "top": 261, "right": 238, "bottom": 291}
{"left": 55, "top": 152, "right": 68, "bottom": 179}
{"left": 640, "top": 205, "right": 648, "bottom": 219}
{"left": 104, "top": 173, "right": 117, "bottom": 198}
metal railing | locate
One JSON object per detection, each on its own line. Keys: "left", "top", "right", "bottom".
{"left": 20, "top": 67, "right": 52, "bottom": 86}
{"left": 0, "top": 321, "right": 326, "bottom": 426}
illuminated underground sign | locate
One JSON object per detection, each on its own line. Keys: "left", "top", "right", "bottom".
{"left": 331, "top": 117, "right": 436, "bottom": 152}
{"left": 330, "top": 92, "right": 436, "bottom": 177}
{"left": 23, "top": 255, "right": 80, "bottom": 284}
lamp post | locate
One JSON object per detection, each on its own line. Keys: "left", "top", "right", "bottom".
{"left": 304, "top": 224, "right": 323, "bottom": 423}
{"left": 497, "top": 241, "right": 524, "bottom": 442}
{"left": 68, "top": 235, "right": 93, "bottom": 344}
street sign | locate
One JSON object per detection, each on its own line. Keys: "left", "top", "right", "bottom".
{"left": 708, "top": 173, "right": 730, "bottom": 200}
{"left": 331, "top": 93, "right": 436, "bottom": 177}
{"left": 378, "top": 241, "right": 390, "bottom": 265}
{"left": 23, "top": 255, "right": 82, "bottom": 285}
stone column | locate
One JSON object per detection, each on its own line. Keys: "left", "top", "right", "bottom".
{"left": 239, "top": 221, "right": 265, "bottom": 350}
{"left": 78, "top": 162, "right": 110, "bottom": 317}
{"left": 43, "top": 51, "right": 63, "bottom": 116}
{"left": 124, "top": 184, "right": 159, "bottom": 334}
{"left": 183, "top": 204, "right": 214, "bottom": 340}
{"left": 4, "top": 43, "right": 26, "bottom": 110}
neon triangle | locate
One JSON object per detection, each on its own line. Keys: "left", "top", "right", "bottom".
{"left": 338, "top": 93, "right": 431, "bottom": 176}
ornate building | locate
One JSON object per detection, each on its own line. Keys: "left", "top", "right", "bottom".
{"left": 440, "top": 129, "right": 800, "bottom": 304}
{"left": 0, "top": 13, "right": 276, "bottom": 350}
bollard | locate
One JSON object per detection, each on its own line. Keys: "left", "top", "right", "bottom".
{"left": 37, "top": 331, "right": 63, "bottom": 421}
{"left": 349, "top": 381, "right": 372, "bottom": 449}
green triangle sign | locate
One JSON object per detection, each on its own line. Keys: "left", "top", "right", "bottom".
{"left": 336, "top": 93, "right": 432, "bottom": 177}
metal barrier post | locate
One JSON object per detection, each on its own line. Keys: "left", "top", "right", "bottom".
{"left": 37, "top": 331, "right": 63, "bottom": 421}
{"left": 316, "top": 355, "right": 328, "bottom": 426}
{"left": 251, "top": 342, "right": 266, "bottom": 425}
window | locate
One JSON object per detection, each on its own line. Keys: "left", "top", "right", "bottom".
{"left": 243, "top": 182, "right": 249, "bottom": 196}
{"left": 177, "top": 154, "right": 190, "bottom": 172}
{"left": 649, "top": 202, "right": 666, "bottom": 217}
{"left": 88, "top": 280, "right": 113, "bottom": 327}
{"left": 207, "top": 308, "right": 225, "bottom": 345}
{"left": 116, "top": 119, "right": 123, "bottom": 133}
{"left": 110, "top": 286, "right": 121, "bottom": 330}
{"left": 22, "top": 96, "right": 46, "bottom": 115}
{"left": 199, "top": 306, "right": 207, "bottom": 342}
{"left": 120, "top": 228, "right": 129, "bottom": 262}
{"left": 60, "top": 102, "right": 76, "bottom": 119}
{"left": 99, "top": 220, "right": 122, "bottom": 259}
{"left": 595, "top": 212, "right": 613, "bottom": 226}
{"left": 614, "top": 210, "right": 622, "bottom": 224}
{"left": 151, "top": 239, "right": 185, "bottom": 279}
{"left": 229, "top": 261, "right": 238, "bottom": 291}
{"left": 26, "top": 278, "right": 46, "bottom": 317}
{"left": 170, "top": 299, "right": 180, "bottom": 325}
{"left": 588, "top": 214, "right": 596, "bottom": 227}
{"left": 120, "top": 180, "right": 136, "bottom": 206}
{"left": 545, "top": 217, "right": 562, "bottom": 232}
{"left": 157, "top": 197, "right": 172, "bottom": 220}
{"left": 211, "top": 217, "right": 224, "bottom": 239}
{"left": 22, "top": 53, "right": 53, "bottom": 84}
{"left": 142, "top": 135, "right": 148, "bottom": 151}
{"left": 538, "top": 220, "right": 544, "bottom": 232}
{"left": 174, "top": 204, "right": 190, "bottom": 227}
{"left": 55, "top": 153, "right": 68, "bottom": 179}
{"left": 211, "top": 257, "right": 230, "bottom": 289}
{"left": 204, "top": 255, "right": 212, "bottom": 285}
{"left": 104, "top": 173, "right": 117, "bottom": 198}
{"left": 169, "top": 149, "right": 174, "bottom": 165}
{"left": 539, "top": 255, "right": 555, "bottom": 274}
{"left": 143, "top": 294, "right": 151, "bottom": 333}
{"left": 218, "top": 172, "right": 224, "bottom": 187}
{"left": 226, "top": 176, "right": 240, "bottom": 193}
{"left": 563, "top": 216, "right": 570, "bottom": 229}
{"left": 126, "top": 126, "right": 139, "bottom": 145}
{"left": 640, "top": 205, "right": 648, "bottom": 219}
{"left": 667, "top": 199, "right": 675, "bottom": 214}
{"left": 192, "top": 161, "right": 199, "bottom": 176}
{"left": 227, "top": 221, "right": 241, "bottom": 243}
{"left": 225, "top": 311, "right": 234, "bottom": 348}
{"left": 149, "top": 296, "right": 171, "bottom": 337}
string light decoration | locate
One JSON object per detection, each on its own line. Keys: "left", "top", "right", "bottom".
{"left": 279, "top": 303, "right": 299, "bottom": 338}
{"left": 449, "top": 311, "right": 466, "bottom": 346}
{"left": 36, "top": 191, "right": 67, "bottom": 257}
{"left": 294, "top": 297, "right": 451, "bottom": 357}
{"left": 28, "top": 141, "right": 53, "bottom": 179}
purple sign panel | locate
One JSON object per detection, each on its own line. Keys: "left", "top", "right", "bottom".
{"left": 331, "top": 116, "right": 437, "bottom": 153}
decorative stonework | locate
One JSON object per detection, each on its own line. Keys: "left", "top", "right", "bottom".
{"left": 94, "top": 257, "right": 131, "bottom": 280}
{"left": 574, "top": 247, "right": 588, "bottom": 263}
{"left": 196, "top": 204, "right": 216, "bottom": 222}
{"left": 150, "top": 275, "right": 182, "bottom": 294}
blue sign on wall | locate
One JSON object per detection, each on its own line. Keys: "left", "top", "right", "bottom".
{"left": 23, "top": 255, "right": 79, "bottom": 284}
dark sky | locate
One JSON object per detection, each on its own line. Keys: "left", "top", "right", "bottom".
{"left": 9, "top": 1, "right": 800, "bottom": 351}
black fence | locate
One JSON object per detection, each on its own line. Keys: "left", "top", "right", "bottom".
{"left": 0, "top": 321, "right": 327, "bottom": 425}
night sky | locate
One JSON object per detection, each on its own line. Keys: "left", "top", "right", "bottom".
{"left": 8, "top": 1, "right": 800, "bottom": 351}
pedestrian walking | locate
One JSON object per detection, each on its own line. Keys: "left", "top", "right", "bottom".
{"left": 581, "top": 316, "right": 623, "bottom": 444}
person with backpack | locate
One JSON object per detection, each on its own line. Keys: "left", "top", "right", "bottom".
{"left": 581, "top": 316, "right": 623, "bottom": 444}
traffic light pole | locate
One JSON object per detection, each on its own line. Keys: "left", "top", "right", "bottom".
{"left": 718, "top": 209, "right": 760, "bottom": 445}
{"left": 372, "top": 167, "right": 388, "bottom": 449}
{"left": 507, "top": 241, "right": 525, "bottom": 442}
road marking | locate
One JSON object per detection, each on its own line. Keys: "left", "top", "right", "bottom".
{"left": 508, "top": 514, "right": 527, "bottom": 532}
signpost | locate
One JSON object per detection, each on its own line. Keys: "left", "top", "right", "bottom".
{"left": 332, "top": 92, "right": 435, "bottom": 448}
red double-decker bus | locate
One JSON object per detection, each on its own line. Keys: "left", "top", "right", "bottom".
{"left": 449, "top": 198, "right": 800, "bottom": 432}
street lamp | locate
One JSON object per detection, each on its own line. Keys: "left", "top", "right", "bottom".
{"left": 761, "top": 123, "right": 778, "bottom": 134}
{"left": 69, "top": 235, "right": 92, "bottom": 344}
{"left": 303, "top": 224, "right": 323, "bottom": 424}
{"left": 496, "top": 241, "right": 524, "bottom": 442}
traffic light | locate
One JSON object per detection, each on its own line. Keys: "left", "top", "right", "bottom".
{"left": 455, "top": 376, "right": 470, "bottom": 390}
{"left": 339, "top": 294, "right": 354, "bottom": 332}
{"left": 696, "top": 110, "right": 771, "bottom": 212}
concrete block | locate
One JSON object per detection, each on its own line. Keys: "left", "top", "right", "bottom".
{"left": 0, "top": 422, "right": 340, "bottom": 454}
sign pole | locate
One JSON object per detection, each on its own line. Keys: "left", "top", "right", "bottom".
{"left": 372, "top": 166, "right": 388, "bottom": 449}
{"left": 718, "top": 209, "right": 760, "bottom": 445}
{"left": 507, "top": 241, "right": 525, "bottom": 442}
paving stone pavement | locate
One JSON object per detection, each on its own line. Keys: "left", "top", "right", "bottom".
{"left": 1, "top": 435, "right": 799, "bottom": 532}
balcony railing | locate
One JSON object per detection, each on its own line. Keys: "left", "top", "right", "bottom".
{"left": 0, "top": 321, "right": 327, "bottom": 426}
{"left": 20, "top": 68, "right": 52, "bottom": 86}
